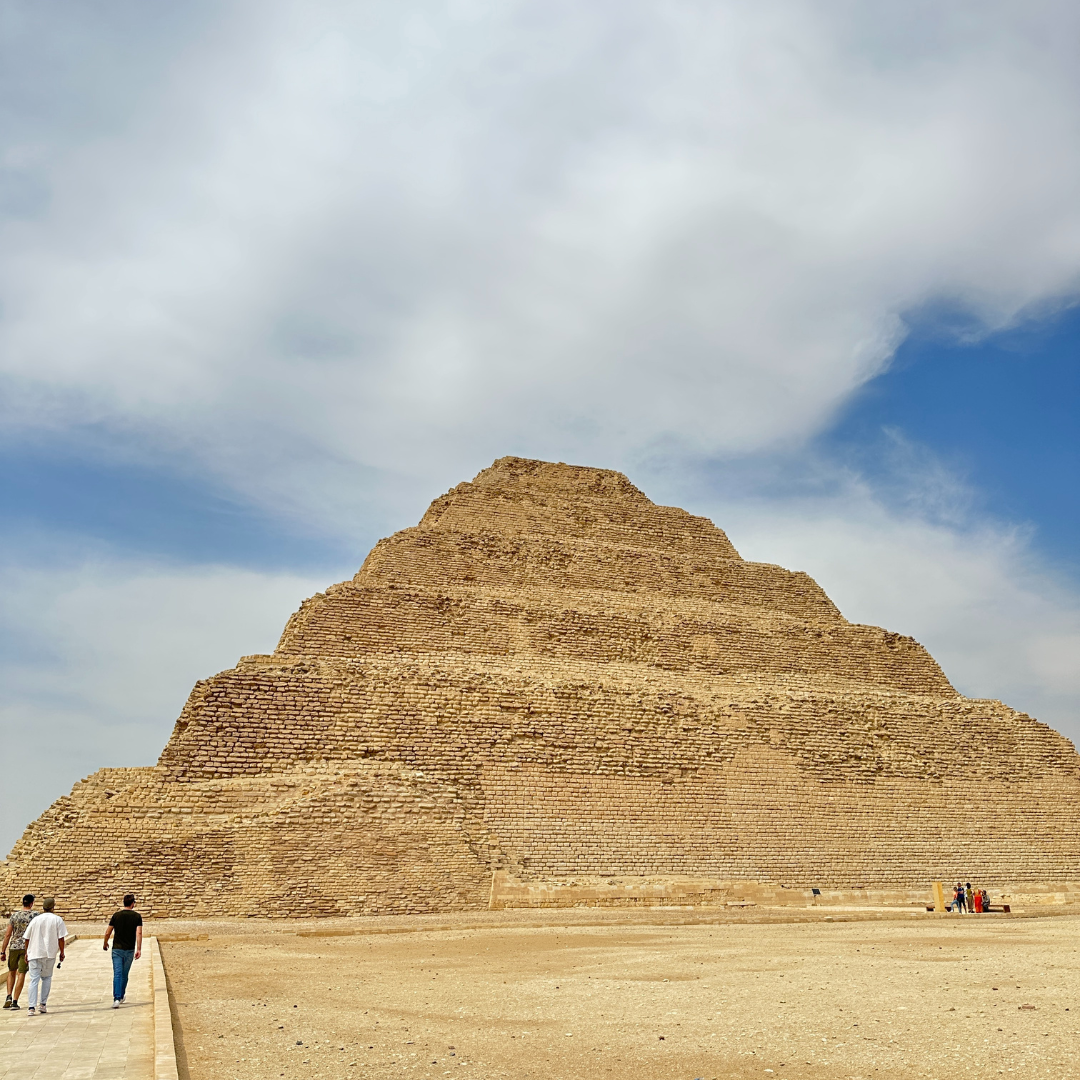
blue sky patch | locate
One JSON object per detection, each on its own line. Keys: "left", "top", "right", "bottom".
{"left": 825, "top": 306, "right": 1080, "bottom": 575}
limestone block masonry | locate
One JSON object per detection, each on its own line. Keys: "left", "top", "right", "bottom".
{"left": 3, "top": 456, "right": 1080, "bottom": 918}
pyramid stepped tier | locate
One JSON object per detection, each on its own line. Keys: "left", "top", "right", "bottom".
{"left": 351, "top": 532, "right": 841, "bottom": 616}
{"left": 274, "top": 586, "right": 949, "bottom": 691}
{"left": 3, "top": 456, "right": 1079, "bottom": 918}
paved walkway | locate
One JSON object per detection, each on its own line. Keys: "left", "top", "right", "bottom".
{"left": 0, "top": 939, "right": 154, "bottom": 1080}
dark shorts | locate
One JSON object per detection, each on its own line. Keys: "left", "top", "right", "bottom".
{"left": 6, "top": 949, "right": 27, "bottom": 974}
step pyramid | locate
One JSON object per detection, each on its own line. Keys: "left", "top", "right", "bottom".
{"left": 3, "top": 456, "right": 1079, "bottom": 917}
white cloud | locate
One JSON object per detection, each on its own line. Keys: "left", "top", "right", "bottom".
{"left": 0, "top": 555, "right": 323, "bottom": 856}
{"left": 2, "top": 0, "right": 1080, "bottom": 528}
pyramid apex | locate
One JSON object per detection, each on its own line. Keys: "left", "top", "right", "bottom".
{"left": 470, "top": 455, "right": 651, "bottom": 502}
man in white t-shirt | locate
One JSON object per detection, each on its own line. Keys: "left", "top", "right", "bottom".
{"left": 22, "top": 897, "right": 66, "bottom": 1016}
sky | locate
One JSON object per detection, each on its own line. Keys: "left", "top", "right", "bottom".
{"left": 1, "top": 0, "right": 1079, "bottom": 857}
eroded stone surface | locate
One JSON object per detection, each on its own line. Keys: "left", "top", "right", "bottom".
{"left": 3, "top": 456, "right": 1079, "bottom": 917}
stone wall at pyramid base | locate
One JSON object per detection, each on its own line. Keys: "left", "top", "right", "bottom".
{"left": 488, "top": 873, "right": 1080, "bottom": 911}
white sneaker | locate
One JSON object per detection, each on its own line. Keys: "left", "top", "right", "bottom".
{"left": 38, "top": 1004, "right": 47, "bottom": 1015}
{"left": 112, "top": 1000, "right": 120, "bottom": 1009}
{"left": 27, "top": 1007, "right": 35, "bottom": 1016}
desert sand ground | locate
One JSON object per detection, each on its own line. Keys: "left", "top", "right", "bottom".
{"left": 156, "top": 910, "right": 1080, "bottom": 1080}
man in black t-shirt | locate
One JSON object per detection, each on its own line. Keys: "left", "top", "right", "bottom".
{"left": 103, "top": 894, "right": 143, "bottom": 1008}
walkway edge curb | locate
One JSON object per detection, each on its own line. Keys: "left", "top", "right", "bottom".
{"left": 150, "top": 937, "right": 179, "bottom": 1080}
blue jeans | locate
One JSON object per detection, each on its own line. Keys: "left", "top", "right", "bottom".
{"left": 111, "top": 949, "right": 135, "bottom": 1001}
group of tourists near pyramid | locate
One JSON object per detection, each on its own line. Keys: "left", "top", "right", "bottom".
{"left": 3, "top": 457, "right": 1079, "bottom": 918}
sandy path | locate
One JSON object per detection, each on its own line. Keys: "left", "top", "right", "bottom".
{"left": 160, "top": 912, "right": 1080, "bottom": 1080}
